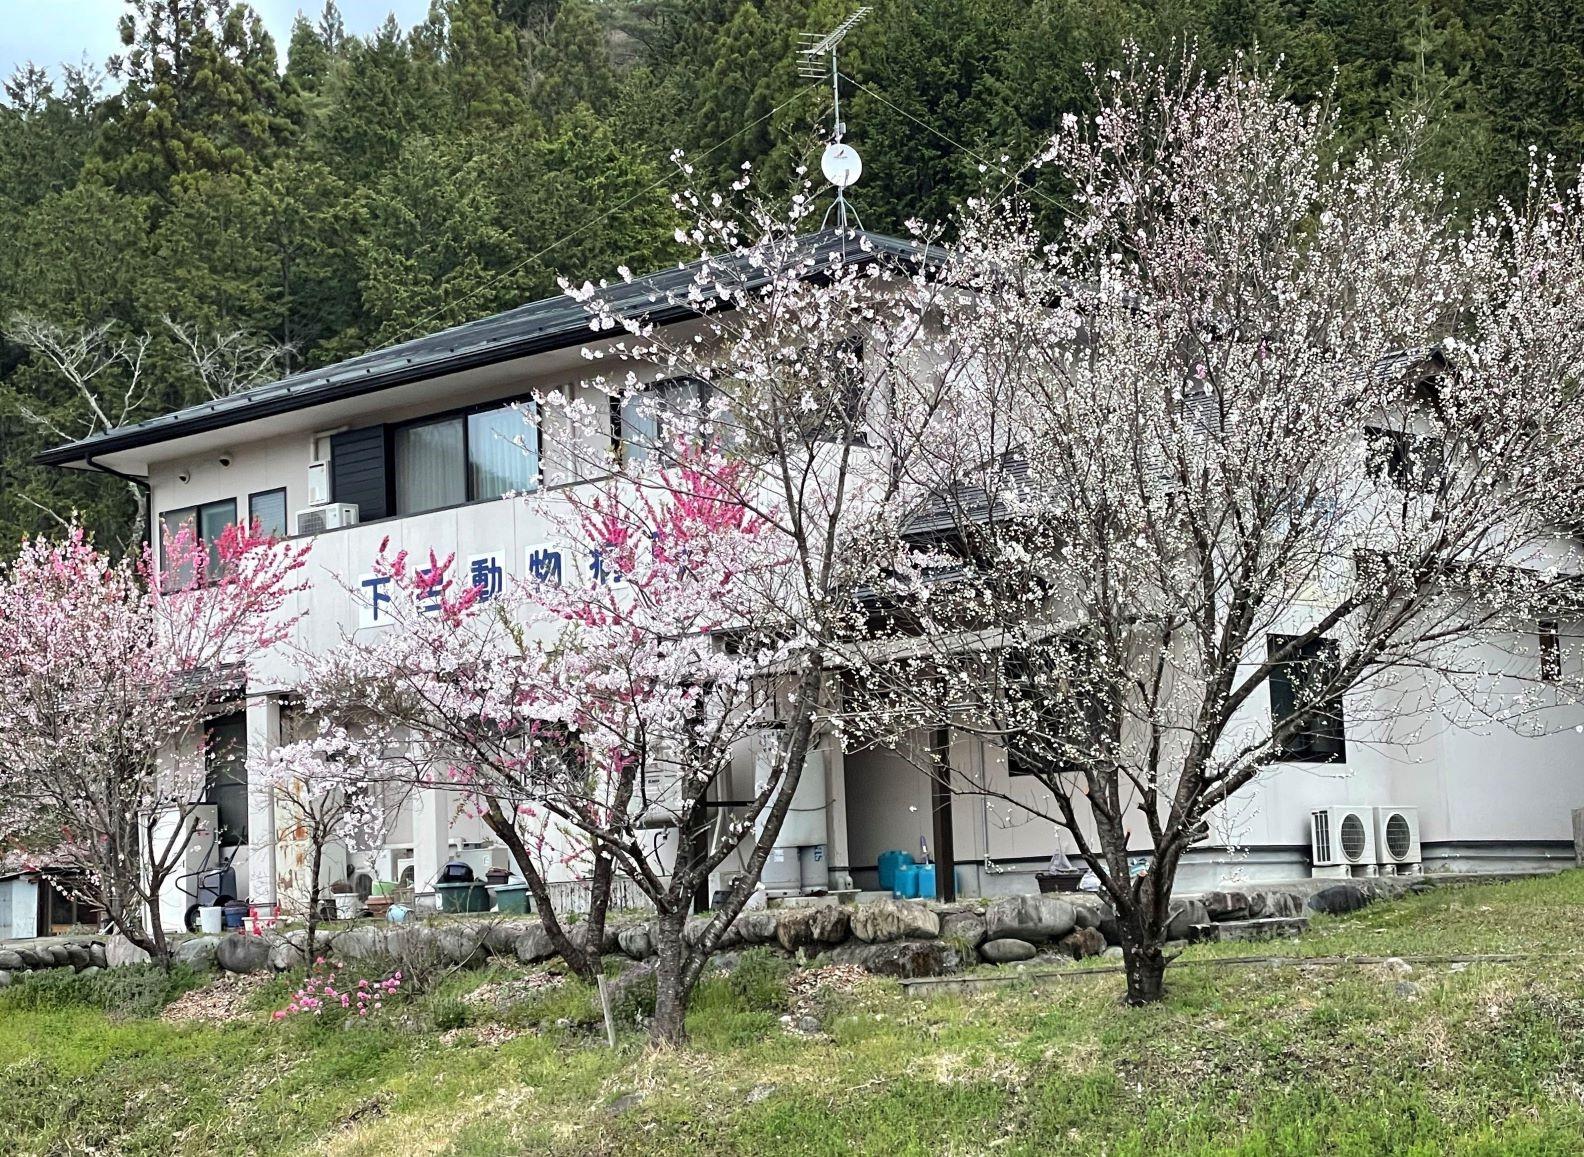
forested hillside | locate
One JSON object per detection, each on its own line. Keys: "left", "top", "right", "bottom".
{"left": 2, "top": 0, "right": 1580, "bottom": 551}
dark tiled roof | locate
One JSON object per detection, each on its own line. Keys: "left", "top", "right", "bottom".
{"left": 38, "top": 229, "right": 933, "bottom": 468}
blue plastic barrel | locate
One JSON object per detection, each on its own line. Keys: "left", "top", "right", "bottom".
{"left": 893, "top": 862, "right": 921, "bottom": 899}
{"left": 877, "top": 849, "right": 912, "bottom": 891}
{"left": 915, "top": 863, "right": 937, "bottom": 900}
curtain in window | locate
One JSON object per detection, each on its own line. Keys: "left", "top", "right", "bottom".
{"left": 395, "top": 417, "right": 466, "bottom": 514}
{"left": 249, "top": 489, "right": 288, "bottom": 538}
{"left": 199, "top": 499, "right": 237, "bottom": 575}
{"left": 468, "top": 405, "right": 538, "bottom": 498}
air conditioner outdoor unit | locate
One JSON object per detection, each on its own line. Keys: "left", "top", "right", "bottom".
{"left": 307, "top": 460, "right": 331, "bottom": 506}
{"left": 294, "top": 502, "right": 358, "bottom": 535}
{"left": 1373, "top": 805, "right": 1422, "bottom": 874}
{"left": 1310, "top": 805, "right": 1378, "bottom": 878}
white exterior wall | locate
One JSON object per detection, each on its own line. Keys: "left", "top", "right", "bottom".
{"left": 126, "top": 342, "right": 1584, "bottom": 903}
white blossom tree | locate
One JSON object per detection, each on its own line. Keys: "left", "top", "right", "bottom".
{"left": 845, "top": 54, "right": 1584, "bottom": 1003}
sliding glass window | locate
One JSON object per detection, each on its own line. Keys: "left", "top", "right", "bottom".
{"left": 393, "top": 401, "right": 539, "bottom": 516}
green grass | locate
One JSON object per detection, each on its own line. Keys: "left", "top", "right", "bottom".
{"left": 5, "top": 874, "right": 1584, "bottom": 1155}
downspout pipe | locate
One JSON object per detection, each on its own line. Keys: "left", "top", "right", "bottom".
{"left": 85, "top": 454, "right": 152, "bottom": 547}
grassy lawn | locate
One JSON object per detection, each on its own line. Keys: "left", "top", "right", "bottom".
{"left": 5, "top": 873, "right": 1584, "bottom": 1156}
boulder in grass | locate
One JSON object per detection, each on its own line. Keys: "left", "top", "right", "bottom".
{"left": 849, "top": 899, "right": 940, "bottom": 943}
{"left": 1201, "top": 890, "right": 1251, "bottom": 922}
{"left": 984, "top": 895, "right": 1077, "bottom": 944}
{"left": 979, "top": 937, "right": 1037, "bottom": 964}
{"left": 1307, "top": 884, "right": 1372, "bottom": 916}
{"left": 775, "top": 905, "right": 852, "bottom": 952}
{"left": 1165, "top": 899, "right": 1210, "bottom": 942}
{"left": 731, "top": 911, "right": 781, "bottom": 947}
{"left": 216, "top": 934, "right": 272, "bottom": 974}
{"left": 64, "top": 944, "right": 91, "bottom": 970}
{"left": 939, "top": 910, "right": 988, "bottom": 951}
{"left": 617, "top": 924, "right": 654, "bottom": 961}
{"left": 174, "top": 936, "right": 220, "bottom": 970}
{"left": 88, "top": 942, "right": 107, "bottom": 969}
{"left": 1057, "top": 927, "right": 1106, "bottom": 960}
{"left": 824, "top": 939, "right": 961, "bottom": 978}
{"left": 515, "top": 923, "right": 557, "bottom": 964}
{"left": 104, "top": 934, "right": 150, "bottom": 968}
{"left": 0, "top": 950, "right": 22, "bottom": 971}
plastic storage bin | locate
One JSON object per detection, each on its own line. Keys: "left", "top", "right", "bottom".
{"left": 893, "top": 862, "right": 921, "bottom": 899}
{"left": 914, "top": 863, "right": 937, "bottom": 900}
{"left": 877, "top": 849, "right": 914, "bottom": 891}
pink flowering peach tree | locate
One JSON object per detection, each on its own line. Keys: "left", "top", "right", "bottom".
{"left": 0, "top": 522, "right": 307, "bottom": 963}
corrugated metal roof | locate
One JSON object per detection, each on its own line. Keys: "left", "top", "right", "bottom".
{"left": 38, "top": 229, "right": 934, "bottom": 469}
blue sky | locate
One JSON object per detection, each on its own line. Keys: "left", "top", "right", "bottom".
{"left": 1, "top": 1, "right": 433, "bottom": 85}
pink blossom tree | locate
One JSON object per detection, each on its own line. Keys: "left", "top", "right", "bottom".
{"left": 0, "top": 522, "right": 308, "bottom": 963}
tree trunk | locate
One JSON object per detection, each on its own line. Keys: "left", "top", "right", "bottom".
{"left": 649, "top": 908, "right": 693, "bottom": 1047}
{"left": 304, "top": 834, "right": 325, "bottom": 963}
{"left": 479, "top": 803, "right": 602, "bottom": 981}
{"left": 1118, "top": 900, "right": 1169, "bottom": 1005}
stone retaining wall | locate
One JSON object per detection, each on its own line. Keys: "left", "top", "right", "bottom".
{"left": 0, "top": 876, "right": 1436, "bottom": 987}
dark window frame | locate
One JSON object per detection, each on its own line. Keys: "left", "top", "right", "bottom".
{"left": 203, "top": 712, "right": 249, "bottom": 849}
{"left": 1539, "top": 619, "right": 1562, "bottom": 683}
{"left": 1365, "top": 425, "right": 1445, "bottom": 493}
{"left": 157, "top": 497, "right": 238, "bottom": 586}
{"left": 611, "top": 377, "right": 713, "bottom": 466}
{"left": 248, "top": 487, "right": 288, "bottom": 539}
{"left": 1268, "top": 633, "right": 1347, "bottom": 763}
{"left": 388, "top": 395, "right": 541, "bottom": 516}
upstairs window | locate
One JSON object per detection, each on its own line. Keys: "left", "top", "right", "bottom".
{"left": 1268, "top": 634, "right": 1347, "bottom": 763}
{"left": 1366, "top": 426, "right": 1445, "bottom": 493}
{"left": 613, "top": 378, "right": 710, "bottom": 467}
{"left": 159, "top": 498, "right": 237, "bottom": 586}
{"left": 248, "top": 488, "right": 288, "bottom": 539}
{"left": 393, "top": 401, "right": 539, "bottom": 515}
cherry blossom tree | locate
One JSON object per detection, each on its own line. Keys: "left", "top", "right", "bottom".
{"left": 254, "top": 721, "right": 410, "bottom": 960}
{"left": 0, "top": 522, "right": 308, "bottom": 963}
{"left": 845, "top": 54, "right": 1584, "bottom": 1004}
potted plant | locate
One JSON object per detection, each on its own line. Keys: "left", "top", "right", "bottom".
{"left": 1035, "top": 846, "right": 1084, "bottom": 893}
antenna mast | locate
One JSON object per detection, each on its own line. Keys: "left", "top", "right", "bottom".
{"left": 798, "top": 6, "right": 871, "bottom": 231}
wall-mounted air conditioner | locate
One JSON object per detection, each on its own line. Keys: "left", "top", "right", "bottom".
{"left": 307, "top": 460, "right": 331, "bottom": 506}
{"left": 1310, "top": 805, "right": 1378, "bottom": 878}
{"left": 1373, "top": 805, "right": 1422, "bottom": 875}
{"left": 294, "top": 502, "right": 358, "bottom": 536}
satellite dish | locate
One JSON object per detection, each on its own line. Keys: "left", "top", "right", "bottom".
{"left": 821, "top": 142, "right": 863, "bottom": 189}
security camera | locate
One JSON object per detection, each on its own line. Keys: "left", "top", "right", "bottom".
{"left": 217, "top": 453, "right": 233, "bottom": 468}
{"left": 176, "top": 468, "right": 192, "bottom": 484}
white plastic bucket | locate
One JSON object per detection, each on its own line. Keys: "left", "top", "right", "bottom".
{"left": 334, "top": 893, "right": 360, "bottom": 920}
{"left": 198, "top": 905, "right": 224, "bottom": 935}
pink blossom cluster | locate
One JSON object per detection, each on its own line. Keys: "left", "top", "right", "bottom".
{"left": 272, "top": 957, "right": 402, "bottom": 1022}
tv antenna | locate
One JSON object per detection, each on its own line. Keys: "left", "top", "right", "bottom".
{"left": 798, "top": 6, "right": 871, "bottom": 230}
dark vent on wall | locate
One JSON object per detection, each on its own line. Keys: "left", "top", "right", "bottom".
{"left": 330, "top": 425, "right": 390, "bottom": 522}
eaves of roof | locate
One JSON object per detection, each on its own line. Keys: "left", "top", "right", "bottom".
{"left": 37, "top": 229, "right": 935, "bottom": 469}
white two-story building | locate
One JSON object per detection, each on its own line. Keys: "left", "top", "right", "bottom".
{"left": 36, "top": 229, "right": 1584, "bottom": 925}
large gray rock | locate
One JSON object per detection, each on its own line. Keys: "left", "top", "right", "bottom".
{"left": 64, "top": 944, "right": 91, "bottom": 970}
{"left": 0, "top": 969, "right": 10, "bottom": 987}
{"left": 88, "top": 942, "right": 107, "bottom": 969}
{"left": 15, "top": 947, "right": 45, "bottom": 970}
{"left": 174, "top": 936, "right": 220, "bottom": 970}
{"left": 0, "top": 949, "right": 23, "bottom": 971}
{"left": 684, "top": 914, "right": 740, "bottom": 952}
{"left": 775, "top": 905, "right": 851, "bottom": 952}
{"left": 433, "top": 925, "right": 490, "bottom": 968}
{"left": 730, "top": 911, "right": 781, "bottom": 947}
{"left": 268, "top": 931, "right": 309, "bottom": 972}
{"left": 824, "top": 939, "right": 961, "bottom": 978}
{"left": 1201, "top": 890, "right": 1251, "bottom": 922}
{"left": 984, "top": 895, "right": 1077, "bottom": 944}
{"left": 483, "top": 921, "right": 534, "bottom": 957}
{"left": 1249, "top": 890, "right": 1304, "bottom": 918}
{"left": 514, "top": 922, "right": 557, "bottom": 964}
{"left": 47, "top": 945, "right": 72, "bottom": 967}
{"left": 939, "top": 910, "right": 988, "bottom": 951}
{"left": 104, "top": 934, "right": 150, "bottom": 968}
{"left": 326, "top": 925, "right": 389, "bottom": 962}
{"left": 1165, "top": 900, "right": 1210, "bottom": 942}
{"left": 617, "top": 924, "right": 654, "bottom": 960}
{"left": 980, "top": 937, "right": 1037, "bottom": 964}
{"left": 1307, "top": 884, "right": 1372, "bottom": 916}
{"left": 216, "top": 934, "right": 272, "bottom": 974}
{"left": 1057, "top": 927, "right": 1106, "bottom": 960}
{"left": 1068, "top": 895, "right": 1106, "bottom": 931}
{"left": 850, "top": 899, "right": 940, "bottom": 943}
